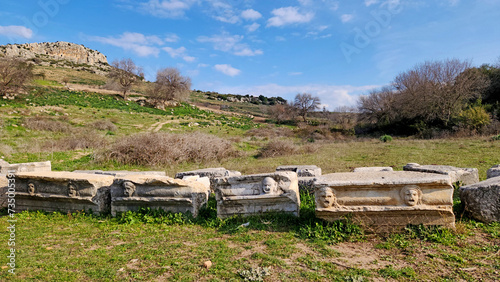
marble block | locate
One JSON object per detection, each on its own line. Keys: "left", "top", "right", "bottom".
{"left": 214, "top": 171, "right": 300, "bottom": 218}
{"left": 314, "top": 171, "right": 455, "bottom": 232}
{"left": 110, "top": 175, "right": 209, "bottom": 217}
{"left": 13, "top": 171, "right": 114, "bottom": 214}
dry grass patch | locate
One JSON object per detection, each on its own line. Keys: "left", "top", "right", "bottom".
{"left": 97, "top": 132, "right": 237, "bottom": 166}
{"left": 43, "top": 129, "right": 108, "bottom": 151}
{"left": 23, "top": 117, "right": 72, "bottom": 132}
{"left": 90, "top": 119, "right": 117, "bottom": 131}
{"left": 258, "top": 139, "right": 298, "bottom": 158}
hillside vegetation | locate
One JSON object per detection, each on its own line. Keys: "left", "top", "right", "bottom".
{"left": 0, "top": 52, "right": 499, "bottom": 281}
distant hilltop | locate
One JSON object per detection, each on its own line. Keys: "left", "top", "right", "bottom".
{"left": 0, "top": 41, "right": 108, "bottom": 66}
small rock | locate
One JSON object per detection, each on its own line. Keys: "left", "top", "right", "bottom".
{"left": 203, "top": 260, "right": 212, "bottom": 269}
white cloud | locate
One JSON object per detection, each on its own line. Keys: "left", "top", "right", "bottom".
{"left": 164, "top": 33, "right": 180, "bottom": 42}
{"left": 245, "top": 23, "right": 261, "bottom": 32}
{"left": 162, "top": 46, "right": 196, "bottom": 62}
{"left": 214, "top": 83, "right": 380, "bottom": 109}
{"left": 288, "top": 72, "right": 303, "bottom": 76}
{"left": 214, "top": 64, "right": 241, "bottom": 76}
{"left": 197, "top": 32, "right": 263, "bottom": 56}
{"left": 139, "top": 0, "right": 196, "bottom": 18}
{"left": 88, "top": 32, "right": 164, "bottom": 57}
{"left": 267, "top": 6, "right": 314, "bottom": 27}
{"left": 197, "top": 63, "right": 209, "bottom": 68}
{"left": 241, "top": 9, "right": 262, "bottom": 20}
{"left": 364, "top": 0, "right": 379, "bottom": 6}
{"left": 340, "top": 14, "right": 354, "bottom": 23}
{"left": 447, "top": 0, "right": 459, "bottom": 6}
{"left": 275, "top": 36, "right": 286, "bottom": 41}
{"left": 0, "top": 25, "right": 33, "bottom": 39}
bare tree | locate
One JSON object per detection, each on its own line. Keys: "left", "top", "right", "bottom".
{"left": 393, "top": 59, "right": 488, "bottom": 125}
{"left": 359, "top": 59, "right": 489, "bottom": 128}
{"left": 107, "top": 58, "right": 142, "bottom": 100}
{"left": 268, "top": 103, "right": 294, "bottom": 124}
{"left": 293, "top": 93, "right": 321, "bottom": 122}
{"left": 0, "top": 57, "right": 34, "bottom": 97}
{"left": 148, "top": 68, "right": 191, "bottom": 105}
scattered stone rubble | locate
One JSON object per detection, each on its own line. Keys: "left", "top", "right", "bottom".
{"left": 175, "top": 167, "right": 241, "bottom": 192}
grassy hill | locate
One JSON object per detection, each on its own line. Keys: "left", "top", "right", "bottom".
{"left": 0, "top": 60, "right": 499, "bottom": 281}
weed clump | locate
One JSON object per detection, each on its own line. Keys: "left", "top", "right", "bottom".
{"left": 492, "top": 134, "right": 500, "bottom": 141}
{"left": 258, "top": 139, "right": 298, "bottom": 158}
{"left": 90, "top": 119, "right": 117, "bottom": 132}
{"left": 379, "top": 134, "right": 393, "bottom": 142}
{"left": 98, "top": 132, "right": 236, "bottom": 166}
{"left": 238, "top": 267, "right": 271, "bottom": 281}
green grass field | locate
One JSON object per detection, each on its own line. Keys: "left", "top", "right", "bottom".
{"left": 1, "top": 86, "right": 500, "bottom": 281}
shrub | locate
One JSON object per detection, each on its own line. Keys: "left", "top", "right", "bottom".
{"left": 245, "top": 126, "right": 293, "bottom": 138}
{"left": 258, "top": 139, "right": 298, "bottom": 158}
{"left": 492, "top": 134, "right": 500, "bottom": 141}
{"left": 23, "top": 117, "right": 72, "bottom": 132}
{"left": 379, "top": 134, "right": 393, "bottom": 142}
{"left": 97, "top": 132, "right": 236, "bottom": 166}
{"left": 91, "top": 120, "right": 117, "bottom": 132}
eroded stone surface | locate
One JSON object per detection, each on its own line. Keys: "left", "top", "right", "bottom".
{"left": 175, "top": 167, "right": 241, "bottom": 192}
{"left": 314, "top": 171, "right": 455, "bottom": 232}
{"left": 276, "top": 165, "right": 322, "bottom": 177}
{"left": 353, "top": 167, "right": 393, "bottom": 172}
{"left": 0, "top": 160, "right": 51, "bottom": 174}
{"left": 0, "top": 174, "right": 7, "bottom": 208}
{"left": 73, "top": 170, "right": 166, "bottom": 177}
{"left": 460, "top": 177, "right": 500, "bottom": 223}
{"left": 110, "top": 175, "right": 209, "bottom": 217}
{"left": 214, "top": 171, "right": 300, "bottom": 218}
{"left": 487, "top": 165, "right": 500, "bottom": 179}
{"left": 403, "top": 163, "right": 478, "bottom": 185}
{"left": 13, "top": 171, "right": 114, "bottom": 214}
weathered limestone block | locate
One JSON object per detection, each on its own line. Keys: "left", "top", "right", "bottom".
{"left": 110, "top": 175, "right": 209, "bottom": 217}
{"left": 214, "top": 171, "right": 300, "bottom": 218}
{"left": 403, "top": 163, "right": 479, "bottom": 185}
{"left": 276, "top": 165, "right": 322, "bottom": 177}
{"left": 460, "top": 178, "right": 500, "bottom": 223}
{"left": 314, "top": 171, "right": 455, "bottom": 232}
{"left": 181, "top": 175, "right": 211, "bottom": 192}
{"left": 354, "top": 167, "right": 393, "bottom": 172}
{"left": 276, "top": 165, "right": 321, "bottom": 193}
{"left": 0, "top": 160, "right": 51, "bottom": 174}
{"left": 73, "top": 170, "right": 166, "bottom": 177}
{"left": 0, "top": 175, "right": 7, "bottom": 208}
{"left": 13, "top": 171, "right": 114, "bottom": 214}
{"left": 175, "top": 167, "right": 241, "bottom": 192}
{"left": 487, "top": 165, "right": 500, "bottom": 179}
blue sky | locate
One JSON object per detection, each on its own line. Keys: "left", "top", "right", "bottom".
{"left": 0, "top": 0, "right": 499, "bottom": 109}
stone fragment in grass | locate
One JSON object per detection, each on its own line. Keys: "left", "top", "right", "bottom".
{"left": 314, "top": 171, "right": 455, "bottom": 233}
{"left": 487, "top": 164, "right": 500, "bottom": 179}
{"left": 403, "top": 163, "right": 479, "bottom": 185}
{"left": 110, "top": 175, "right": 209, "bottom": 217}
{"left": 214, "top": 171, "right": 300, "bottom": 218}
{"left": 460, "top": 177, "right": 500, "bottom": 223}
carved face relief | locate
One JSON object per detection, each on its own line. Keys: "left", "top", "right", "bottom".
{"left": 261, "top": 177, "right": 277, "bottom": 194}
{"left": 123, "top": 181, "right": 136, "bottom": 197}
{"left": 401, "top": 186, "right": 421, "bottom": 206}
{"left": 28, "top": 182, "right": 36, "bottom": 196}
{"left": 318, "top": 188, "right": 336, "bottom": 208}
{"left": 68, "top": 183, "right": 77, "bottom": 197}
